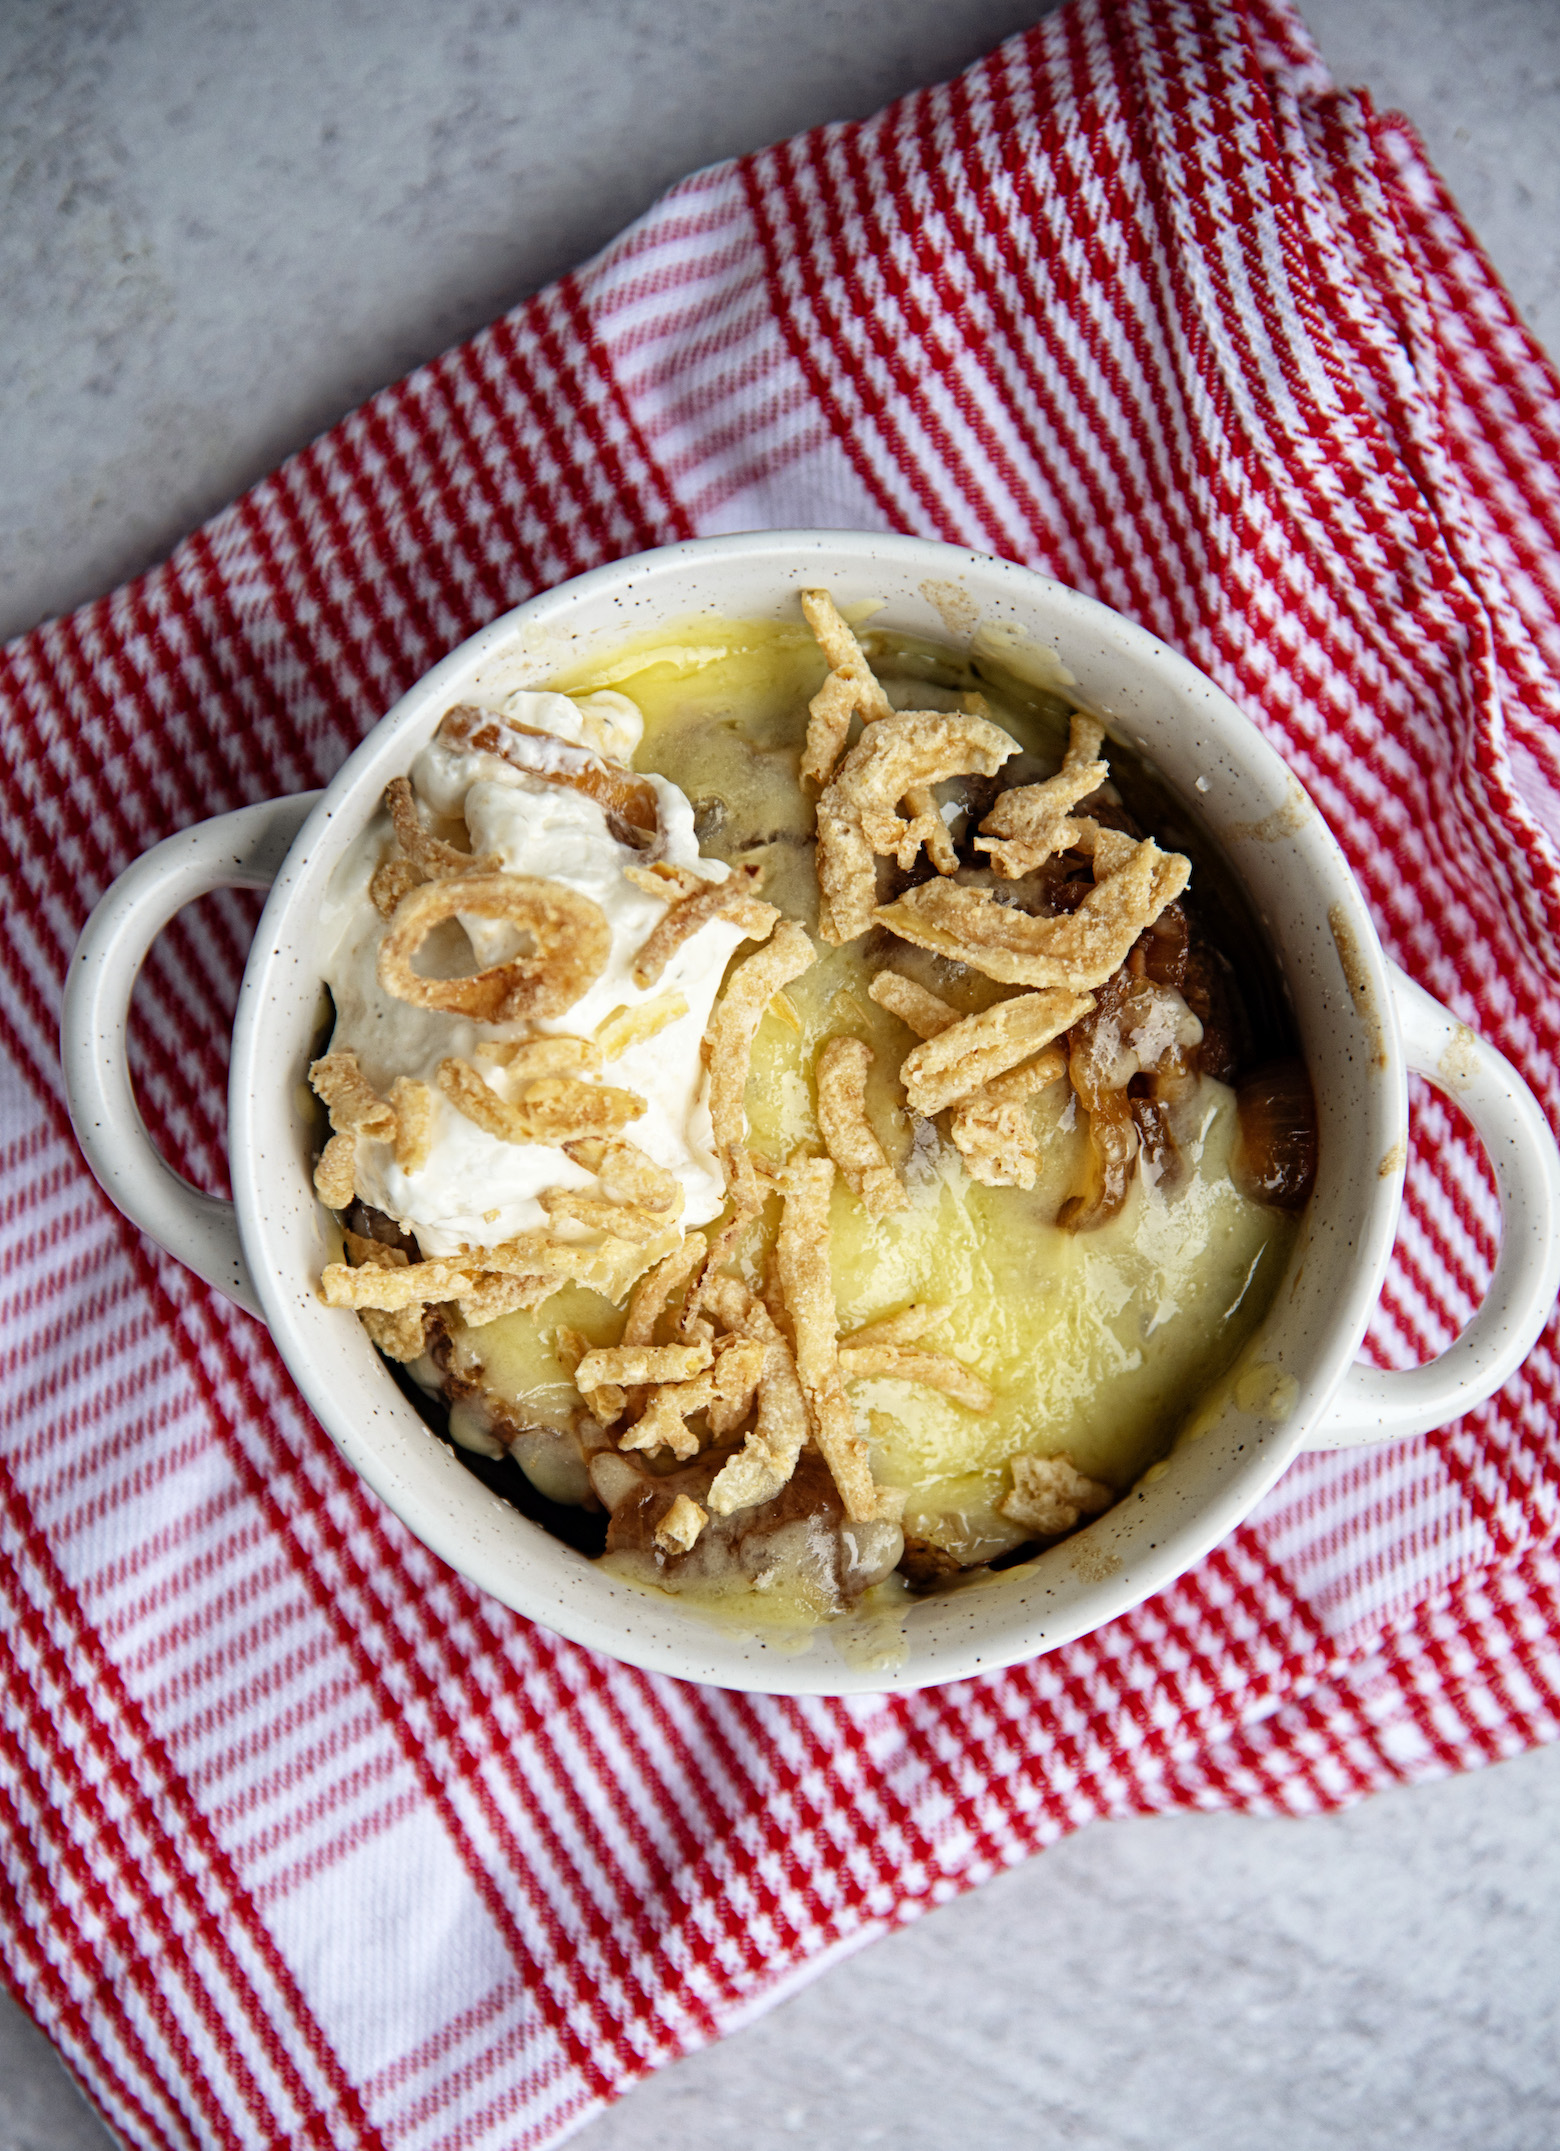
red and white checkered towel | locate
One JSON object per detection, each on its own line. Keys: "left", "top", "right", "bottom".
{"left": 4, "top": 1, "right": 1560, "bottom": 2143}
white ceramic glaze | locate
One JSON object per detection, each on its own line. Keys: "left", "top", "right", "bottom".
{"left": 61, "top": 533, "right": 1560, "bottom": 1694}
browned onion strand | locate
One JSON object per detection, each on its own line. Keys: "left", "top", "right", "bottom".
{"left": 1231, "top": 1059, "right": 1318, "bottom": 1211}
{"left": 1129, "top": 1086, "right": 1180, "bottom": 1189}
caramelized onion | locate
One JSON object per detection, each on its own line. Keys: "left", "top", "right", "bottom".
{"left": 1232, "top": 1059, "right": 1317, "bottom": 1212}
{"left": 1140, "top": 901, "right": 1190, "bottom": 990}
{"left": 1181, "top": 944, "right": 1242, "bottom": 1082}
{"left": 1129, "top": 1085, "right": 1181, "bottom": 1190}
{"left": 1058, "top": 1086, "right": 1138, "bottom": 1231}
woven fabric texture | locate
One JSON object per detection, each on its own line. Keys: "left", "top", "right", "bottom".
{"left": 4, "top": 1, "right": 1560, "bottom": 2145}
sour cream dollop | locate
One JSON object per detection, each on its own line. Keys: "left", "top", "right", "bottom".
{"left": 317, "top": 690, "right": 750, "bottom": 1258}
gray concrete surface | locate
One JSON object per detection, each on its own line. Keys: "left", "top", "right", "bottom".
{"left": 3, "top": 2, "right": 1560, "bottom": 2147}
{"left": 0, "top": 0, "right": 1044, "bottom": 643}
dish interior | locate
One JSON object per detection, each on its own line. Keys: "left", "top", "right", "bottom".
{"left": 232, "top": 538, "right": 1400, "bottom": 1691}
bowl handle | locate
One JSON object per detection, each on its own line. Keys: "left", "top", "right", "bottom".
{"left": 1305, "top": 964, "right": 1560, "bottom": 1451}
{"left": 60, "top": 794, "right": 319, "bottom": 1321}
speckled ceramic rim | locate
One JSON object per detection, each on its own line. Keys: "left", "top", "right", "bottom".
{"left": 65, "top": 533, "right": 1560, "bottom": 1694}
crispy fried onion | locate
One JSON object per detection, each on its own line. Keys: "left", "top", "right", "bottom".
{"left": 309, "top": 1051, "right": 437, "bottom": 1204}
{"left": 438, "top": 702, "right": 660, "bottom": 844}
{"left": 798, "top": 588, "right": 895, "bottom": 790}
{"left": 867, "top": 970, "right": 1070, "bottom": 1186}
{"left": 368, "top": 776, "right": 503, "bottom": 918}
{"left": 839, "top": 1303, "right": 949, "bottom": 1350}
{"left": 836, "top": 1344, "right": 993, "bottom": 1411}
{"left": 537, "top": 1188, "right": 675, "bottom": 1246}
{"left": 705, "top": 920, "right": 817, "bottom": 1213}
{"left": 369, "top": 852, "right": 424, "bottom": 921}
{"left": 618, "top": 1336, "right": 767, "bottom": 1462}
{"left": 623, "top": 1232, "right": 708, "bottom": 1346}
{"left": 480, "top": 1231, "right": 653, "bottom": 1282}
{"left": 654, "top": 1493, "right": 709, "bottom": 1554}
{"left": 382, "top": 775, "right": 489, "bottom": 876}
{"left": 816, "top": 710, "right": 1018, "bottom": 944}
{"left": 867, "top": 969, "right": 958, "bottom": 1040}
{"left": 576, "top": 1341, "right": 712, "bottom": 1395}
{"left": 313, "top": 1132, "right": 358, "bottom": 1209}
{"left": 874, "top": 837, "right": 1190, "bottom": 991}
{"left": 594, "top": 990, "right": 689, "bottom": 1059}
{"left": 702, "top": 1277, "right": 812, "bottom": 1517}
{"left": 553, "top": 1324, "right": 590, "bottom": 1376}
{"left": 673, "top": 1207, "right": 763, "bottom": 1345}
{"left": 623, "top": 860, "right": 779, "bottom": 989}
{"left": 899, "top": 988, "right": 1093, "bottom": 1118}
{"left": 565, "top": 1135, "right": 680, "bottom": 1208}
{"left": 705, "top": 1338, "right": 767, "bottom": 1437}
{"left": 310, "top": 1051, "right": 396, "bottom": 1137}
{"left": 436, "top": 1054, "right": 644, "bottom": 1146}
{"left": 777, "top": 1151, "right": 879, "bottom": 1521}
{"left": 389, "top": 1077, "right": 436, "bottom": 1173}
{"left": 1000, "top": 1452, "right": 1114, "bottom": 1537}
{"left": 378, "top": 872, "right": 611, "bottom": 1023}
{"left": 578, "top": 1234, "right": 772, "bottom": 1463}
{"left": 322, "top": 1251, "right": 479, "bottom": 1311}
{"left": 455, "top": 1274, "right": 555, "bottom": 1325}
{"left": 815, "top": 1036, "right": 906, "bottom": 1217}
{"left": 974, "top": 712, "right": 1109, "bottom": 879}
{"left": 799, "top": 591, "right": 962, "bottom": 871}
{"left": 320, "top": 1225, "right": 647, "bottom": 1330}
{"left": 1059, "top": 970, "right": 1204, "bottom": 1229}
{"left": 540, "top": 1137, "right": 684, "bottom": 1244}
{"left": 837, "top": 1297, "right": 993, "bottom": 1409}
{"left": 340, "top": 1231, "right": 428, "bottom": 1361}
{"left": 556, "top": 1323, "right": 624, "bottom": 1422}
{"left": 472, "top": 1034, "right": 599, "bottom": 1075}
{"left": 946, "top": 1049, "right": 1068, "bottom": 1190}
